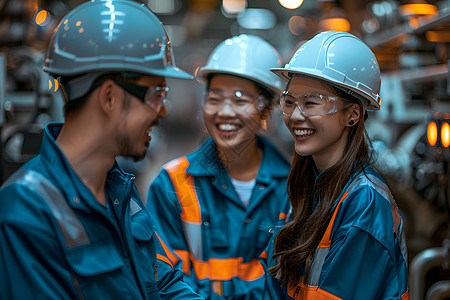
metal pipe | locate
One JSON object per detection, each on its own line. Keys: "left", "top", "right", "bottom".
{"left": 426, "top": 280, "right": 450, "bottom": 300}
{"left": 409, "top": 247, "right": 448, "bottom": 300}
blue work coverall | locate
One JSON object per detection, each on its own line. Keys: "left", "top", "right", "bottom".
{"left": 0, "top": 122, "right": 203, "bottom": 300}
{"left": 261, "top": 167, "right": 409, "bottom": 300}
{"left": 147, "top": 137, "right": 291, "bottom": 299}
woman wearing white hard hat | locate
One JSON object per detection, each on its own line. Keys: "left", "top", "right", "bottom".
{"left": 147, "top": 35, "right": 291, "bottom": 299}
{"left": 261, "top": 31, "right": 408, "bottom": 299}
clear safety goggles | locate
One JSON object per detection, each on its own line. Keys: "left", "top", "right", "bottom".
{"left": 280, "top": 90, "right": 347, "bottom": 117}
{"left": 113, "top": 80, "right": 169, "bottom": 112}
{"left": 203, "top": 89, "right": 264, "bottom": 114}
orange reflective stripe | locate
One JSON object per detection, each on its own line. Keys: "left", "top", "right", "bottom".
{"left": 401, "top": 289, "right": 409, "bottom": 300}
{"left": 174, "top": 249, "right": 191, "bottom": 275}
{"left": 156, "top": 254, "right": 174, "bottom": 269}
{"left": 191, "top": 257, "right": 264, "bottom": 281}
{"left": 260, "top": 251, "right": 268, "bottom": 259}
{"left": 318, "top": 191, "right": 349, "bottom": 248}
{"left": 155, "top": 232, "right": 179, "bottom": 265}
{"left": 288, "top": 284, "right": 343, "bottom": 300}
{"left": 239, "top": 258, "right": 265, "bottom": 281}
{"left": 165, "top": 157, "right": 201, "bottom": 224}
{"left": 279, "top": 212, "right": 287, "bottom": 219}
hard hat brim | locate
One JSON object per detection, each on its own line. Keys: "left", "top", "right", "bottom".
{"left": 197, "top": 68, "right": 282, "bottom": 95}
{"left": 45, "top": 64, "right": 193, "bottom": 80}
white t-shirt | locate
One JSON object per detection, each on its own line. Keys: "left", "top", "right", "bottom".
{"left": 230, "top": 177, "right": 256, "bottom": 207}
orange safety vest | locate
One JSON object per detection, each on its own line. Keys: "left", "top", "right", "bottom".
{"left": 165, "top": 156, "right": 265, "bottom": 291}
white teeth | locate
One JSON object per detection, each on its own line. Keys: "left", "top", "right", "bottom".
{"left": 218, "top": 124, "right": 238, "bottom": 131}
{"left": 294, "top": 129, "right": 314, "bottom": 137}
{"left": 147, "top": 127, "right": 154, "bottom": 136}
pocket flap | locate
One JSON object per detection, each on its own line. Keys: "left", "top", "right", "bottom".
{"left": 66, "top": 241, "right": 124, "bottom": 277}
{"left": 131, "top": 208, "right": 157, "bottom": 242}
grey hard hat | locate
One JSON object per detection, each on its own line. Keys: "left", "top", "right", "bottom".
{"left": 43, "top": 0, "right": 192, "bottom": 100}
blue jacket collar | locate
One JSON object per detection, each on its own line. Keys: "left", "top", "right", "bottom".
{"left": 185, "top": 137, "right": 290, "bottom": 184}
{"left": 40, "top": 122, "right": 135, "bottom": 212}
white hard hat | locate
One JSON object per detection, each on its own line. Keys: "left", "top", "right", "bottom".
{"left": 197, "top": 34, "right": 284, "bottom": 97}
{"left": 271, "top": 31, "right": 381, "bottom": 110}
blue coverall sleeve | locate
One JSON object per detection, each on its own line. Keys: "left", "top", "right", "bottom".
{"left": 319, "top": 226, "right": 404, "bottom": 299}
{"left": 0, "top": 185, "right": 75, "bottom": 299}
{"left": 318, "top": 186, "right": 408, "bottom": 299}
{"left": 153, "top": 234, "right": 204, "bottom": 299}
{"left": 147, "top": 169, "right": 225, "bottom": 300}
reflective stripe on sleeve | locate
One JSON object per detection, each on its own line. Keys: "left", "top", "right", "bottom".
{"left": 2, "top": 169, "right": 90, "bottom": 249}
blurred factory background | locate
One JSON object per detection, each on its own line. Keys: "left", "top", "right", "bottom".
{"left": 1, "top": 0, "right": 450, "bottom": 298}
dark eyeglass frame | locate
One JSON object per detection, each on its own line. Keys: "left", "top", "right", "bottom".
{"left": 112, "top": 80, "right": 169, "bottom": 112}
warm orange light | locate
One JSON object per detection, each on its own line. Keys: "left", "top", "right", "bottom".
{"left": 427, "top": 121, "right": 438, "bottom": 146}
{"left": 48, "top": 79, "right": 52, "bottom": 90}
{"left": 441, "top": 122, "right": 450, "bottom": 147}
{"left": 35, "top": 9, "right": 50, "bottom": 26}
{"left": 53, "top": 79, "right": 59, "bottom": 92}
{"left": 426, "top": 31, "right": 450, "bottom": 42}
{"left": 399, "top": 3, "right": 438, "bottom": 17}
{"left": 318, "top": 18, "right": 351, "bottom": 32}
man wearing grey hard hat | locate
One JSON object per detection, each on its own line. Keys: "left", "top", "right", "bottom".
{"left": 0, "top": 1, "right": 203, "bottom": 299}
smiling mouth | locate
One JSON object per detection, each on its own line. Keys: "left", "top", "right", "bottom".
{"left": 294, "top": 129, "right": 315, "bottom": 137}
{"left": 217, "top": 124, "right": 240, "bottom": 132}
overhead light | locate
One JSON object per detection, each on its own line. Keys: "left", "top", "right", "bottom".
{"left": 222, "top": 0, "right": 246, "bottom": 15}
{"left": 426, "top": 31, "right": 450, "bottom": 42}
{"left": 278, "top": 0, "right": 304, "bottom": 10}
{"left": 237, "top": 9, "right": 276, "bottom": 30}
{"left": 441, "top": 122, "right": 450, "bottom": 148}
{"left": 427, "top": 121, "right": 438, "bottom": 146}
{"left": 35, "top": 9, "right": 51, "bottom": 26}
{"left": 399, "top": 3, "right": 438, "bottom": 17}
{"left": 318, "top": 17, "right": 351, "bottom": 32}
{"left": 289, "top": 16, "right": 306, "bottom": 35}
{"left": 147, "top": 0, "right": 181, "bottom": 15}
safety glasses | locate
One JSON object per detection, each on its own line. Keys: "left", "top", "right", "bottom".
{"left": 113, "top": 80, "right": 169, "bottom": 112}
{"left": 280, "top": 91, "right": 347, "bottom": 117}
{"left": 203, "top": 89, "right": 264, "bottom": 114}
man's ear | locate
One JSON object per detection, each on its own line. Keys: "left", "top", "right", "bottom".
{"left": 346, "top": 104, "right": 360, "bottom": 127}
{"left": 97, "top": 80, "right": 118, "bottom": 115}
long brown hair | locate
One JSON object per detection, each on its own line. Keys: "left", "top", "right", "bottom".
{"left": 269, "top": 84, "right": 374, "bottom": 289}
